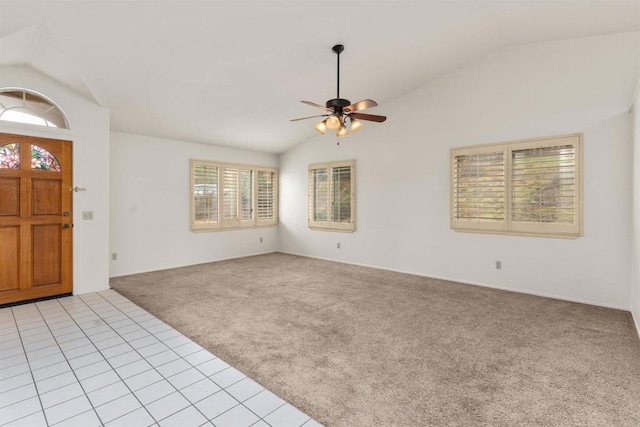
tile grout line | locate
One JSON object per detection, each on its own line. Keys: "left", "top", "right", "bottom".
{"left": 7, "top": 306, "right": 49, "bottom": 427}
{"left": 97, "top": 291, "right": 287, "bottom": 426}
{"left": 78, "top": 293, "right": 229, "bottom": 424}
{"left": 1, "top": 305, "right": 154, "bottom": 421}
{"left": 35, "top": 299, "right": 166, "bottom": 424}
{"left": 85, "top": 290, "right": 312, "bottom": 427}
{"left": 95, "top": 292, "right": 264, "bottom": 422}
{"left": 0, "top": 360, "right": 31, "bottom": 387}
{"left": 53, "top": 297, "right": 155, "bottom": 426}
{"left": 31, "top": 300, "right": 106, "bottom": 427}
{"left": 82, "top": 292, "right": 217, "bottom": 424}
{"left": 8, "top": 292, "right": 315, "bottom": 427}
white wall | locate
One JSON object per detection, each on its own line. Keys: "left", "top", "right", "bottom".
{"left": 109, "top": 132, "right": 278, "bottom": 277}
{"left": 279, "top": 33, "right": 638, "bottom": 310}
{"left": 0, "top": 65, "right": 111, "bottom": 295}
{"left": 632, "top": 91, "right": 640, "bottom": 333}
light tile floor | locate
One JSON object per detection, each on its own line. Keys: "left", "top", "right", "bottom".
{"left": 0, "top": 290, "right": 322, "bottom": 427}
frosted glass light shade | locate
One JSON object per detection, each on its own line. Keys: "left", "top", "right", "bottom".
{"left": 314, "top": 120, "right": 327, "bottom": 134}
{"left": 326, "top": 115, "right": 341, "bottom": 130}
{"left": 337, "top": 126, "right": 348, "bottom": 137}
{"left": 350, "top": 118, "right": 364, "bottom": 133}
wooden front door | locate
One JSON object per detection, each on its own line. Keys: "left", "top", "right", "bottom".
{"left": 0, "top": 133, "right": 72, "bottom": 305}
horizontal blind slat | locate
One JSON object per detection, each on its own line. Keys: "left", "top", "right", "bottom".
{"left": 333, "top": 166, "right": 352, "bottom": 223}
{"left": 223, "top": 168, "right": 238, "bottom": 219}
{"left": 258, "top": 170, "right": 276, "bottom": 220}
{"left": 511, "top": 144, "right": 576, "bottom": 225}
{"left": 453, "top": 151, "right": 505, "bottom": 222}
{"left": 309, "top": 168, "right": 330, "bottom": 222}
{"left": 193, "top": 165, "right": 218, "bottom": 223}
{"left": 240, "top": 169, "right": 253, "bottom": 221}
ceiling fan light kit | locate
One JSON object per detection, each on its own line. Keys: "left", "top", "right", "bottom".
{"left": 291, "top": 44, "right": 387, "bottom": 139}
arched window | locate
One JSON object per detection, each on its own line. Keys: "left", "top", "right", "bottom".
{"left": 0, "top": 89, "right": 69, "bottom": 129}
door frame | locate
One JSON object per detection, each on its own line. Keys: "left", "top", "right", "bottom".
{"left": 0, "top": 124, "right": 76, "bottom": 304}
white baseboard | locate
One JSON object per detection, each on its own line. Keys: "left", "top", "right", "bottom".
{"left": 633, "top": 309, "right": 640, "bottom": 340}
{"left": 109, "top": 250, "right": 637, "bottom": 336}
{"left": 279, "top": 251, "right": 630, "bottom": 312}
{"left": 73, "top": 285, "right": 110, "bottom": 296}
{"left": 108, "top": 251, "right": 277, "bottom": 279}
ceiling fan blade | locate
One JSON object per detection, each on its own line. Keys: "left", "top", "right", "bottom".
{"left": 290, "top": 114, "right": 329, "bottom": 122}
{"left": 301, "top": 101, "right": 331, "bottom": 111}
{"left": 345, "top": 99, "right": 378, "bottom": 113}
{"left": 349, "top": 112, "right": 387, "bottom": 123}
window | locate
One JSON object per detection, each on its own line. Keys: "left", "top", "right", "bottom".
{"left": 0, "top": 143, "right": 19, "bottom": 169}
{"left": 0, "top": 143, "right": 62, "bottom": 171}
{"left": 451, "top": 134, "right": 582, "bottom": 238}
{"left": 0, "top": 89, "right": 69, "bottom": 128}
{"left": 308, "top": 160, "right": 355, "bottom": 232}
{"left": 257, "top": 170, "right": 277, "bottom": 221}
{"left": 191, "top": 160, "right": 277, "bottom": 231}
{"left": 31, "top": 145, "right": 61, "bottom": 171}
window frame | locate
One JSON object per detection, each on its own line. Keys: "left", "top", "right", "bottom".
{"left": 190, "top": 159, "right": 278, "bottom": 232}
{"left": 450, "top": 134, "right": 583, "bottom": 239}
{"left": 0, "top": 88, "right": 70, "bottom": 129}
{"left": 308, "top": 159, "right": 356, "bottom": 232}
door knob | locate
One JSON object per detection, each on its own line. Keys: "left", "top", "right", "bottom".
{"left": 62, "top": 224, "right": 70, "bottom": 229}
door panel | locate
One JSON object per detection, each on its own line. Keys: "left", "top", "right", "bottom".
{"left": 32, "top": 179, "right": 62, "bottom": 215}
{"left": 0, "top": 178, "right": 19, "bottom": 215}
{"left": 33, "top": 224, "right": 62, "bottom": 286}
{"left": 0, "top": 227, "right": 19, "bottom": 291}
{"left": 0, "top": 133, "right": 72, "bottom": 304}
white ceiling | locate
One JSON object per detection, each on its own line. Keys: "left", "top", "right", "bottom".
{"left": 1, "top": 1, "right": 638, "bottom": 153}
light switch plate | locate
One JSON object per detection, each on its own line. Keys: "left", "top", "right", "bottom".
{"left": 82, "top": 211, "right": 94, "bottom": 220}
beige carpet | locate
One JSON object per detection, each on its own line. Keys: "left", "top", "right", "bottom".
{"left": 110, "top": 253, "right": 640, "bottom": 426}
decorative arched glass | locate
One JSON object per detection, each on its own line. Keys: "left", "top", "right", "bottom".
{"left": 0, "top": 143, "right": 19, "bottom": 169}
{"left": 0, "top": 143, "right": 61, "bottom": 171}
{"left": 31, "top": 145, "right": 61, "bottom": 171}
{"left": 0, "top": 89, "right": 69, "bottom": 129}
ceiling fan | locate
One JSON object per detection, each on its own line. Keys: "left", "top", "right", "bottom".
{"left": 291, "top": 44, "right": 387, "bottom": 137}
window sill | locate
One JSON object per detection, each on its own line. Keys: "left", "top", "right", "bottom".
{"left": 308, "top": 226, "right": 355, "bottom": 233}
{"left": 452, "top": 228, "right": 581, "bottom": 240}
{"left": 191, "top": 223, "right": 278, "bottom": 233}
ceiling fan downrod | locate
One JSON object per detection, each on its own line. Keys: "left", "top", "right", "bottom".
{"left": 333, "top": 44, "right": 344, "bottom": 100}
{"left": 326, "top": 44, "right": 350, "bottom": 114}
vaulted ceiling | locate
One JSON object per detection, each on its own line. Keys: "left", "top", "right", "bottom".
{"left": 1, "top": 1, "right": 638, "bottom": 153}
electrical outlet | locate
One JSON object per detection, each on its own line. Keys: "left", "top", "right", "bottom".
{"left": 337, "top": 243, "right": 341, "bottom": 249}
{"left": 260, "top": 237, "right": 263, "bottom": 243}
{"left": 111, "top": 253, "right": 117, "bottom": 261}
{"left": 495, "top": 260, "right": 502, "bottom": 270}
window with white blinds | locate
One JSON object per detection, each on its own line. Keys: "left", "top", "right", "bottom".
{"left": 310, "top": 168, "right": 329, "bottom": 223}
{"left": 451, "top": 134, "right": 582, "bottom": 238}
{"left": 240, "top": 169, "right": 253, "bottom": 222}
{"left": 223, "top": 167, "right": 239, "bottom": 225}
{"left": 193, "top": 165, "right": 218, "bottom": 225}
{"left": 453, "top": 150, "right": 505, "bottom": 227}
{"left": 257, "top": 170, "right": 277, "bottom": 223}
{"left": 308, "top": 160, "right": 355, "bottom": 232}
{"left": 191, "top": 160, "right": 277, "bottom": 231}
